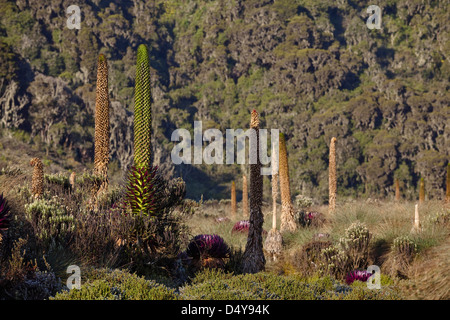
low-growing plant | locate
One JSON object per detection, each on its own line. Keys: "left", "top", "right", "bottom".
{"left": 24, "top": 196, "right": 76, "bottom": 247}
{"left": 179, "top": 269, "right": 399, "bottom": 300}
{"left": 50, "top": 268, "right": 178, "bottom": 300}
{"left": 392, "top": 235, "right": 417, "bottom": 257}
{"left": 290, "top": 239, "right": 333, "bottom": 277}
{"left": 319, "top": 245, "right": 349, "bottom": 280}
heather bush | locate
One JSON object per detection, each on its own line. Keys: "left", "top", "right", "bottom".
{"left": 9, "top": 270, "right": 63, "bottom": 300}
{"left": 290, "top": 239, "right": 333, "bottom": 277}
{"left": 50, "top": 268, "right": 178, "bottom": 300}
{"left": 179, "top": 269, "right": 399, "bottom": 300}
{"left": 383, "top": 235, "right": 418, "bottom": 278}
{"left": 0, "top": 237, "right": 63, "bottom": 300}
{"left": 392, "top": 236, "right": 417, "bottom": 257}
{"left": 319, "top": 245, "right": 350, "bottom": 280}
{"left": 428, "top": 208, "right": 450, "bottom": 226}
{"left": 180, "top": 270, "right": 322, "bottom": 300}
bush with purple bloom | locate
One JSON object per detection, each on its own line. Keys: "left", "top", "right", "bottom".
{"left": 186, "top": 234, "right": 230, "bottom": 269}
{"left": 345, "top": 269, "right": 373, "bottom": 285}
{"left": 231, "top": 220, "right": 249, "bottom": 233}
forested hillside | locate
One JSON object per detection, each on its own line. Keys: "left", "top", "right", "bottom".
{"left": 0, "top": 0, "right": 448, "bottom": 201}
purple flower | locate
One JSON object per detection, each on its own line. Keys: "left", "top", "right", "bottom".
{"left": 232, "top": 220, "right": 250, "bottom": 233}
{"left": 345, "top": 270, "right": 373, "bottom": 285}
{"left": 186, "top": 234, "right": 230, "bottom": 259}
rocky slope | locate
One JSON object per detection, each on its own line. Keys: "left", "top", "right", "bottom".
{"left": 0, "top": 0, "right": 448, "bottom": 201}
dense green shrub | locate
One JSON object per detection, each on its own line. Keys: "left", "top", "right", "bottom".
{"left": 179, "top": 268, "right": 400, "bottom": 300}
{"left": 50, "top": 269, "right": 178, "bottom": 300}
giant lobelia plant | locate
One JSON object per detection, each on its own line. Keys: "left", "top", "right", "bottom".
{"left": 124, "top": 44, "right": 161, "bottom": 217}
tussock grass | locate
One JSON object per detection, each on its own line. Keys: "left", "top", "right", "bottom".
{"left": 186, "top": 198, "right": 449, "bottom": 299}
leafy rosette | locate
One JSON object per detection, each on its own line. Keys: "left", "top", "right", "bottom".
{"left": 123, "top": 165, "right": 161, "bottom": 216}
{"left": 186, "top": 234, "right": 230, "bottom": 269}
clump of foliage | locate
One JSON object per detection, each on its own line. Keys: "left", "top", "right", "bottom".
{"left": 24, "top": 196, "right": 76, "bottom": 247}
{"left": 319, "top": 245, "right": 350, "bottom": 280}
{"left": 179, "top": 268, "right": 400, "bottom": 300}
{"left": 383, "top": 235, "right": 418, "bottom": 278}
{"left": 123, "top": 165, "right": 161, "bottom": 216}
{"left": 295, "top": 194, "right": 314, "bottom": 209}
{"left": 338, "top": 221, "right": 372, "bottom": 270}
{"left": 50, "top": 268, "right": 178, "bottom": 300}
{"left": 0, "top": 238, "right": 63, "bottom": 300}
{"left": 290, "top": 239, "right": 333, "bottom": 277}
{"left": 115, "top": 175, "right": 191, "bottom": 279}
{"left": 428, "top": 208, "right": 450, "bottom": 226}
{"left": 297, "top": 210, "right": 325, "bottom": 227}
{"left": 392, "top": 236, "right": 417, "bottom": 257}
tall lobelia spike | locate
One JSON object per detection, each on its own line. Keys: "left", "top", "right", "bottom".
{"left": 279, "top": 132, "right": 296, "bottom": 233}
{"left": 241, "top": 109, "right": 265, "bottom": 273}
{"left": 134, "top": 44, "right": 152, "bottom": 169}
{"left": 93, "top": 54, "right": 110, "bottom": 196}
{"left": 329, "top": 137, "right": 337, "bottom": 213}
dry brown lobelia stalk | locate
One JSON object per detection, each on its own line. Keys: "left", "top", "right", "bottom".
{"left": 279, "top": 132, "right": 296, "bottom": 233}
{"left": 329, "top": 137, "right": 337, "bottom": 213}
{"left": 241, "top": 109, "right": 265, "bottom": 273}
{"left": 30, "top": 157, "right": 44, "bottom": 198}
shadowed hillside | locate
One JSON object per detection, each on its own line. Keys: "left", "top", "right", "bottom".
{"left": 0, "top": 0, "right": 448, "bottom": 201}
